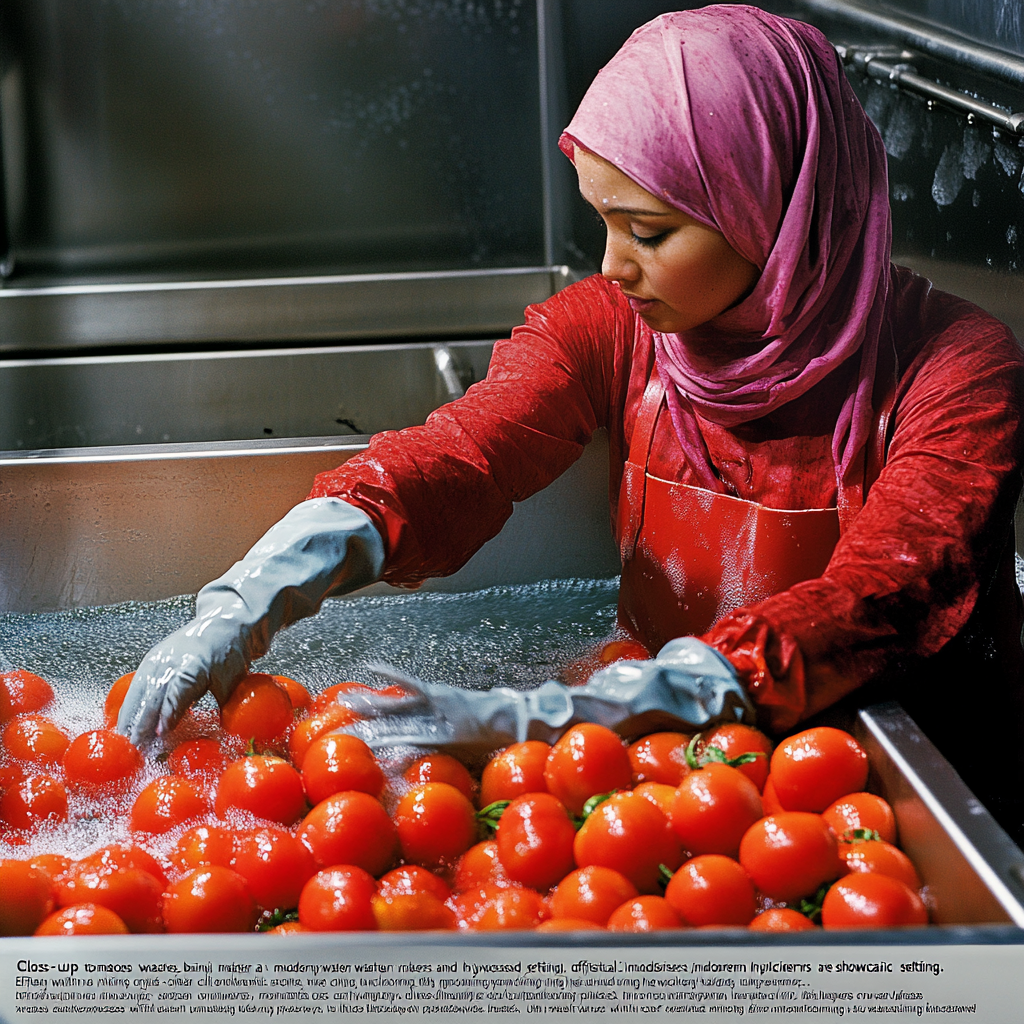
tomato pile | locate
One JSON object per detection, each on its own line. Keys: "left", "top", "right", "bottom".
{"left": 0, "top": 665, "right": 930, "bottom": 937}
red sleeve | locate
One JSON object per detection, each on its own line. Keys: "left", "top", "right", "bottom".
{"left": 307, "top": 276, "right": 634, "bottom": 587}
{"left": 704, "top": 289, "right": 1024, "bottom": 732}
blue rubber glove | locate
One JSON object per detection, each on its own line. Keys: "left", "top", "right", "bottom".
{"left": 336, "top": 637, "right": 753, "bottom": 751}
{"left": 118, "top": 498, "right": 385, "bottom": 744}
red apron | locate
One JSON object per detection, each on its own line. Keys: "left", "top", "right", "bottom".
{"left": 615, "top": 378, "right": 843, "bottom": 655}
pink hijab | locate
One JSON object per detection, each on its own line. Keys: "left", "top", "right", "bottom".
{"left": 559, "top": 5, "right": 891, "bottom": 521}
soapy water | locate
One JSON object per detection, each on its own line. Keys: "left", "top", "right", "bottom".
{"left": 0, "top": 577, "right": 619, "bottom": 862}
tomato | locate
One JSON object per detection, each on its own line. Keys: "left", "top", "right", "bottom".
{"left": 544, "top": 723, "right": 632, "bottom": 815}
{"left": 273, "top": 675, "right": 312, "bottom": 712}
{"left": 103, "top": 673, "right": 135, "bottom": 730}
{"left": 452, "top": 841, "right": 511, "bottom": 893}
{"left": 63, "top": 729, "right": 143, "bottom": 795}
{"left": 298, "top": 865, "right": 377, "bottom": 931}
{"left": 670, "top": 763, "right": 763, "bottom": 857}
{"left": 822, "top": 792, "right": 897, "bottom": 845}
{"left": 0, "top": 670, "right": 54, "bottom": 724}
{"left": 536, "top": 917, "right": 604, "bottom": 932}
{"left": 298, "top": 790, "right": 398, "bottom": 875}
{"left": 228, "top": 826, "right": 316, "bottom": 914}
{"left": 607, "top": 895, "right": 682, "bottom": 932}
{"left": 748, "top": 908, "right": 819, "bottom": 932}
{"left": 472, "top": 886, "right": 547, "bottom": 931}
{"left": 0, "top": 859, "right": 55, "bottom": 936}
{"left": 495, "top": 792, "right": 577, "bottom": 892}
{"left": 404, "top": 753, "right": 475, "bottom": 802}
{"left": 840, "top": 839, "right": 920, "bottom": 890}
{"left": 633, "top": 780, "right": 678, "bottom": 819}
{"left": 131, "top": 776, "right": 211, "bottom": 835}
{"left": 394, "top": 783, "right": 478, "bottom": 872}
{"left": 310, "top": 681, "right": 407, "bottom": 715}
{"left": 451, "top": 884, "right": 505, "bottom": 929}
{"left": 738, "top": 812, "right": 842, "bottom": 903}
{"left": 267, "top": 921, "right": 309, "bottom": 934}
{"left": 289, "top": 705, "right": 361, "bottom": 768}
{"left": 628, "top": 732, "right": 692, "bottom": 786}
{"left": 30, "top": 853, "right": 72, "bottom": 886}
{"left": 771, "top": 727, "right": 869, "bottom": 813}
{"left": 73, "top": 844, "right": 168, "bottom": 888}
{"left": 221, "top": 673, "right": 294, "bottom": 744}
{"left": 821, "top": 872, "right": 928, "bottom": 929}
{"left": 547, "top": 866, "right": 639, "bottom": 926}
{"left": 0, "top": 773, "right": 68, "bottom": 832}
{"left": 373, "top": 891, "right": 457, "bottom": 931}
{"left": 697, "top": 723, "right": 773, "bottom": 792}
{"left": 59, "top": 865, "right": 164, "bottom": 934}
{"left": 302, "top": 734, "right": 384, "bottom": 805}
{"left": 761, "top": 775, "right": 784, "bottom": 815}
{"left": 599, "top": 639, "right": 651, "bottom": 664}
{"left": 378, "top": 866, "right": 451, "bottom": 902}
{"left": 163, "top": 867, "right": 258, "bottom": 933}
{"left": 215, "top": 755, "right": 306, "bottom": 826}
{"left": 36, "top": 903, "right": 130, "bottom": 936}
{"left": 664, "top": 855, "right": 756, "bottom": 927}
{"left": 172, "top": 825, "right": 237, "bottom": 874}
{"left": 479, "top": 741, "right": 551, "bottom": 807}
{"left": 168, "top": 738, "right": 229, "bottom": 783}
{"left": 575, "top": 791, "right": 682, "bottom": 893}
{"left": 2, "top": 715, "right": 69, "bottom": 767}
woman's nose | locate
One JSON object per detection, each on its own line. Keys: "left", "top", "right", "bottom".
{"left": 601, "top": 234, "right": 640, "bottom": 285}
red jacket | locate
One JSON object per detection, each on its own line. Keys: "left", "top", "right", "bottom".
{"left": 310, "top": 268, "right": 1024, "bottom": 737}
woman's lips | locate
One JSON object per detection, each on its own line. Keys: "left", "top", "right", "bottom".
{"left": 626, "top": 295, "right": 659, "bottom": 314}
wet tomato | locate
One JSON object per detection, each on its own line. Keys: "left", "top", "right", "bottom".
{"left": 58, "top": 865, "right": 164, "bottom": 934}
{"left": 0, "top": 859, "right": 55, "bottom": 936}
{"left": 163, "top": 867, "right": 258, "bottom": 933}
{"left": 378, "top": 865, "right": 451, "bottom": 902}
{"left": 301, "top": 734, "right": 384, "bottom": 805}
{"left": 220, "top": 673, "right": 294, "bottom": 744}
{"left": 404, "top": 753, "right": 476, "bottom": 802}
{"left": 696, "top": 723, "right": 773, "bottom": 792}
{"left": 298, "top": 790, "right": 398, "bottom": 874}
{"left": 36, "top": 903, "right": 130, "bottom": 936}
{"left": 0, "top": 670, "right": 54, "bottom": 724}
{"left": 632, "top": 781, "right": 677, "bottom": 819}
{"left": 172, "top": 824, "right": 237, "bottom": 874}
{"left": 544, "top": 723, "right": 632, "bottom": 815}
{"left": 748, "top": 908, "right": 818, "bottom": 932}
{"left": 452, "top": 841, "right": 511, "bottom": 893}
{"left": 310, "top": 681, "right": 407, "bottom": 715}
{"left": 761, "top": 776, "right": 784, "bottom": 815}
{"left": 628, "top": 732, "right": 692, "bottom": 786}
{"left": 840, "top": 839, "right": 920, "bottom": 890}
{"left": 575, "top": 791, "right": 682, "bottom": 893}
{"left": 168, "top": 738, "right": 228, "bottom": 783}
{"left": 73, "top": 843, "right": 168, "bottom": 888}
{"left": 131, "top": 776, "right": 211, "bottom": 835}
{"left": 215, "top": 755, "right": 306, "bottom": 826}
{"left": 471, "top": 885, "right": 547, "bottom": 931}
{"left": 63, "top": 729, "right": 143, "bottom": 795}
{"left": 372, "top": 891, "right": 456, "bottom": 931}
{"left": 738, "top": 812, "right": 842, "bottom": 903}
{"left": 771, "top": 727, "right": 868, "bottom": 813}
{"left": 479, "top": 741, "right": 550, "bottom": 807}
{"left": 102, "top": 673, "right": 134, "bottom": 730}
{"left": 273, "top": 675, "right": 311, "bottom": 713}
{"left": 495, "top": 792, "right": 577, "bottom": 892}
{"left": 394, "top": 783, "right": 478, "bottom": 872}
{"left": 536, "top": 917, "right": 603, "bottom": 932}
{"left": 670, "top": 763, "right": 763, "bottom": 857}
{"left": 298, "top": 865, "right": 377, "bottom": 932}
{"left": 547, "top": 866, "right": 639, "bottom": 926}
{"left": 231, "top": 825, "right": 317, "bottom": 913}
{"left": 821, "top": 872, "right": 928, "bottom": 929}
{"left": 0, "top": 773, "right": 68, "bottom": 832}
{"left": 267, "top": 921, "right": 309, "bottom": 934}
{"left": 607, "top": 895, "right": 681, "bottom": 932}
{"left": 29, "top": 852, "right": 72, "bottom": 886}
{"left": 289, "top": 705, "right": 361, "bottom": 768}
{"left": 822, "top": 792, "right": 897, "bottom": 845}
{"left": 2, "top": 715, "right": 69, "bottom": 768}
{"left": 598, "top": 639, "right": 651, "bottom": 664}
{"left": 664, "top": 855, "right": 756, "bottom": 927}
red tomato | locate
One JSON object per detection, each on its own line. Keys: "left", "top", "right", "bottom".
{"left": 536, "top": 917, "right": 603, "bottom": 932}
{"left": 168, "top": 738, "right": 228, "bottom": 783}
{"left": 2, "top": 715, "right": 70, "bottom": 767}
{"left": 298, "top": 866, "right": 377, "bottom": 932}
{"left": 627, "top": 732, "right": 692, "bottom": 786}
{"left": 761, "top": 775, "right": 784, "bottom": 815}
{"left": 575, "top": 791, "right": 682, "bottom": 893}
{"left": 607, "top": 895, "right": 682, "bottom": 932}
{"left": 840, "top": 840, "right": 921, "bottom": 890}
{"left": 172, "top": 825, "right": 237, "bottom": 875}
{"left": 215, "top": 755, "right": 306, "bottom": 826}
{"left": 58, "top": 866, "right": 164, "bottom": 934}
{"left": 0, "top": 859, "right": 55, "bottom": 936}
{"left": 131, "top": 776, "right": 211, "bottom": 835}
{"left": 220, "top": 674, "right": 294, "bottom": 744}
{"left": 471, "top": 886, "right": 547, "bottom": 931}
{"left": 670, "top": 763, "right": 763, "bottom": 858}
{"left": 273, "top": 675, "right": 311, "bottom": 712}
{"left": 0, "top": 773, "right": 68, "bottom": 831}
{"left": 598, "top": 639, "right": 651, "bottom": 663}
{"left": 697, "top": 723, "right": 773, "bottom": 792}
{"left": 231, "top": 826, "right": 317, "bottom": 913}
{"left": 301, "top": 734, "right": 384, "bottom": 805}
{"left": 451, "top": 884, "right": 505, "bottom": 929}
{"left": 35, "top": 903, "right": 129, "bottom": 936}
{"left": 73, "top": 844, "right": 168, "bottom": 888}
{"left": 633, "top": 781, "right": 677, "bottom": 820}
{"left": 372, "top": 891, "right": 456, "bottom": 931}
{"left": 29, "top": 853, "right": 72, "bottom": 886}
{"left": 771, "top": 727, "right": 869, "bottom": 813}
{"left": 102, "top": 673, "right": 135, "bottom": 730}
{"left": 163, "top": 867, "right": 258, "bottom": 933}
{"left": 298, "top": 791, "right": 398, "bottom": 875}
{"left": 821, "top": 872, "right": 928, "bottom": 929}
{"left": 664, "top": 855, "right": 756, "bottom": 927}
{"left": 452, "top": 841, "right": 511, "bottom": 893}
{"left": 289, "top": 705, "right": 361, "bottom": 768}
{"left": 822, "top": 792, "right": 897, "bottom": 845}
{"left": 547, "top": 866, "right": 639, "bottom": 926}
{"left": 404, "top": 753, "right": 475, "bottom": 802}
{"left": 267, "top": 921, "right": 309, "bottom": 934}
{"left": 394, "top": 783, "right": 478, "bottom": 872}
{"left": 378, "top": 866, "right": 451, "bottom": 902}
{"left": 310, "top": 681, "right": 407, "bottom": 715}
{"left": 749, "top": 908, "right": 819, "bottom": 932}
{"left": 479, "top": 741, "right": 551, "bottom": 807}
{"left": 738, "top": 812, "right": 842, "bottom": 903}
{"left": 63, "top": 730, "right": 143, "bottom": 795}
{"left": 0, "top": 670, "right": 54, "bottom": 724}
{"left": 495, "top": 792, "right": 577, "bottom": 892}
{"left": 544, "top": 723, "right": 632, "bottom": 815}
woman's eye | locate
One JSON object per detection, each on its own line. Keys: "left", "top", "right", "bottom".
{"left": 631, "top": 229, "right": 668, "bottom": 249}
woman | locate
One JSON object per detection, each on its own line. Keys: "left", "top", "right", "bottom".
{"left": 120, "top": 7, "right": 1024, "bottom": 827}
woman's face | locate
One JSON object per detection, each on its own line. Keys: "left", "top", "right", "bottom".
{"left": 575, "top": 150, "right": 759, "bottom": 334}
